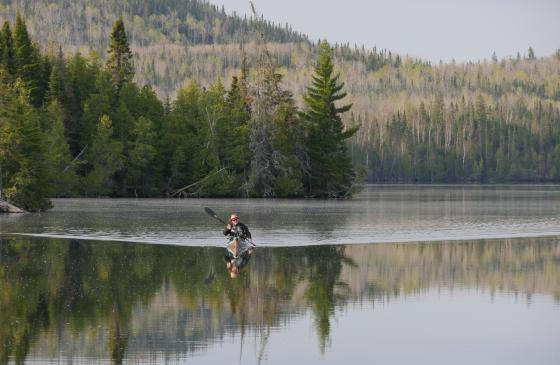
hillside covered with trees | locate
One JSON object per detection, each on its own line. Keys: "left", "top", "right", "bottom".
{"left": 0, "top": 15, "right": 358, "bottom": 210}
{"left": 1, "top": 0, "right": 560, "bottom": 210}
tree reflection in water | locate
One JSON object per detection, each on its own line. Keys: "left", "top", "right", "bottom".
{"left": 0, "top": 236, "right": 558, "bottom": 363}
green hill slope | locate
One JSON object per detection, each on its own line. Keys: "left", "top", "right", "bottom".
{"left": 1, "top": 0, "right": 560, "bottom": 184}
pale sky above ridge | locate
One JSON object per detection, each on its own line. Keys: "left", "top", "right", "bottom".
{"left": 212, "top": 0, "right": 560, "bottom": 63}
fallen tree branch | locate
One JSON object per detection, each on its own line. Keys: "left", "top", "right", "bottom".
{"left": 63, "top": 144, "right": 88, "bottom": 173}
{"left": 170, "top": 167, "right": 227, "bottom": 197}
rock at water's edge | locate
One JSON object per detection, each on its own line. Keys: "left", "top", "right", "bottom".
{"left": 0, "top": 200, "right": 26, "bottom": 213}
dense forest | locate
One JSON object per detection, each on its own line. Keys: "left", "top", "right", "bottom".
{"left": 1, "top": 0, "right": 560, "bottom": 210}
{"left": 0, "top": 15, "right": 358, "bottom": 210}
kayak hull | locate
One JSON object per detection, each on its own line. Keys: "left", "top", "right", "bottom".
{"left": 226, "top": 237, "right": 255, "bottom": 257}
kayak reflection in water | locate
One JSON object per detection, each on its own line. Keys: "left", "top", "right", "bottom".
{"left": 223, "top": 214, "right": 255, "bottom": 278}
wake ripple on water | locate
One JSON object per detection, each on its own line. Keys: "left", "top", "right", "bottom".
{"left": 2, "top": 185, "right": 560, "bottom": 246}
{"left": 12, "top": 228, "right": 560, "bottom": 247}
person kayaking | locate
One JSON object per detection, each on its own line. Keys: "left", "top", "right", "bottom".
{"left": 223, "top": 213, "right": 252, "bottom": 241}
{"left": 223, "top": 214, "right": 254, "bottom": 278}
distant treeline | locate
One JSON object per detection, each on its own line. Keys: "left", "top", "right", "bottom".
{"left": 0, "top": 0, "right": 307, "bottom": 46}
{"left": 1, "top": 0, "right": 560, "bottom": 208}
{"left": 0, "top": 16, "right": 357, "bottom": 211}
{"left": 351, "top": 93, "right": 560, "bottom": 183}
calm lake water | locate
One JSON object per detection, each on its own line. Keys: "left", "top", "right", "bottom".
{"left": 1, "top": 185, "right": 560, "bottom": 246}
{"left": 1, "top": 186, "right": 559, "bottom": 364}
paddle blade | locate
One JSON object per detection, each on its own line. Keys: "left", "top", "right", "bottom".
{"left": 204, "top": 207, "right": 227, "bottom": 225}
{"left": 204, "top": 207, "right": 217, "bottom": 218}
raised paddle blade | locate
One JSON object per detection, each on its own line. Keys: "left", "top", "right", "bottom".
{"left": 204, "top": 207, "right": 227, "bottom": 225}
{"left": 204, "top": 207, "right": 217, "bottom": 218}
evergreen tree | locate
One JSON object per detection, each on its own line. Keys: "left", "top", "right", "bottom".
{"left": 83, "top": 115, "right": 125, "bottom": 196}
{"left": 75, "top": 55, "right": 111, "bottom": 155}
{"left": 162, "top": 81, "right": 202, "bottom": 191}
{"left": 0, "top": 21, "right": 16, "bottom": 77}
{"left": 269, "top": 79, "right": 304, "bottom": 197}
{"left": 0, "top": 81, "right": 53, "bottom": 210}
{"left": 43, "top": 102, "right": 77, "bottom": 196}
{"left": 527, "top": 47, "right": 536, "bottom": 60}
{"left": 106, "top": 18, "right": 134, "bottom": 93}
{"left": 127, "top": 116, "right": 156, "bottom": 196}
{"left": 226, "top": 73, "right": 252, "bottom": 192}
{"left": 13, "top": 14, "right": 32, "bottom": 69}
{"left": 13, "top": 14, "right": 48, "bottom": 106}
{"left": 47, "top": 61, "right": 61, "bottom": 103}
{"left": 300, "top": 41, "right": 358, "bottom": 197}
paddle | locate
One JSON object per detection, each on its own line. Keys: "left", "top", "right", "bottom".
{"left": 204, "top": 207, "right": 257, "bottom": 250}
{"left": 204, "top": 207, "right": 228, "bottom": 225}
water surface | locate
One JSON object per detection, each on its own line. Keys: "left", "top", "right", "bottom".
{"left": 1, "top": 236, "right": 559, "bottom": 364}
{"left": 1, "top": 185, "right": 560, "bottom": 246}
{"left": 1, "top": 185, "right": 560, "bottom": 364}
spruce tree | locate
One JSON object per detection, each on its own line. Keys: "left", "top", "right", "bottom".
{"left": 300, "top": 41, "right": 358, "bottom": 197}
{"left": 527, "top": 47, "right": 536, "bottom": 60}
{"left": 0, "top": 21, "right": 16, "bottom": 77}
{"left": 13, "top": 14, "right": 46, "bottom": 106}
{"left": 46, "top": 47, "right": 65, "bottom": 104}
{"left": 0, "top": 81, "right": 53, "bottom": 210}
{"left": 226, "top": 74, "right": 251, "bottom": 177}
{"left": 47, "top": 59, "right": 61, "bottom": 103}
{"left": 44, "top": 102, "right": 77, "bottom": 196}
{"left": 106, "top": 18, "right": 134, "bottom": 93}
{"left": 83, "top": 114, "right": 124, "bottom": 196}
{"left": 127, "top": 116, "right": 156, "bottom": 196}
{"left": 13, "top": 14, "right": 33, "bottom": 70}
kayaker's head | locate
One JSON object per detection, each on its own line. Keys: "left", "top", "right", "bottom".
{"left": 230, "top": 214, "right": 239, "bottom": 226}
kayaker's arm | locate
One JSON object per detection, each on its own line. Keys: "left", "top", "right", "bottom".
{"left": 223, "top": 224, "right": 232, "bottom": 236}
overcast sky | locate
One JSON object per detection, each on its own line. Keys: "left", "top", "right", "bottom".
{"left": 211, "top": 0, "right": 560, "bottom": 63}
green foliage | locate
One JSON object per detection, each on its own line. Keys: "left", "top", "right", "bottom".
{"left": 127, "top": 116, "right": 157, "bottom": 196}
{"left": 237, "top": 39, "right": 309, "bottom": 198}
{"left": 106, "top": 18, "right": 134, "bottom": 93}
{"left": 301, "top": 41, "right": 358, "bottom": 197}
{"left": 4, "top": 9, "right": 560, "bottom": 207}
{"left": 0, "top": 81, "right": 52, "bottom": 211}
{"left": 83, "top": 115, "right": 124, "bottom": 196}
{"left": 0, "top": 21, "right": 16, "bottom": 77}
{"left": 12, "top": 14, "right": 48, "bottom": 107}
{"left": 43, "top": 102, "right": 78, "bottom": 196}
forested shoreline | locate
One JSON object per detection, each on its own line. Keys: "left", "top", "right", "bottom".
{"left": 351, "top": 93, "right": 560, "bottom": 183}
{"left": 2, "top": 1, "right": 560, "bottom": 211}
{"left": 0, "top": 16, "right": 358, "bottom": 211}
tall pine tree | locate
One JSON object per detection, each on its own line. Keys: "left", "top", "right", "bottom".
{"left": 0, "top": 81, "right": 53, "bottom": 210}
{"left": 300, "top": 41, "right": 358, "bottom": 197}
{"left": 106, "top": 17, "right": 134, "bottom": 93}
{"left": 0, "top": 21, "right": 16, "bottom": 78}
{"left": 13, "top": 14, "right": 48, "bottom": 106}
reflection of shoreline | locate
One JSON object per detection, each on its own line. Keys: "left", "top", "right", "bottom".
{"left": 342, "top": 240, "right": 560, "bottom": 302}
{"left": 29, "top": 287, "right": 559, "bottom": 364}
{"left": 1, "top": 236, "right": 559, "bottom": 363}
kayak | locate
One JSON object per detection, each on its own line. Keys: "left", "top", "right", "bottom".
{"left": 226, "top": 237, "right": 255, "bottom": 257}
